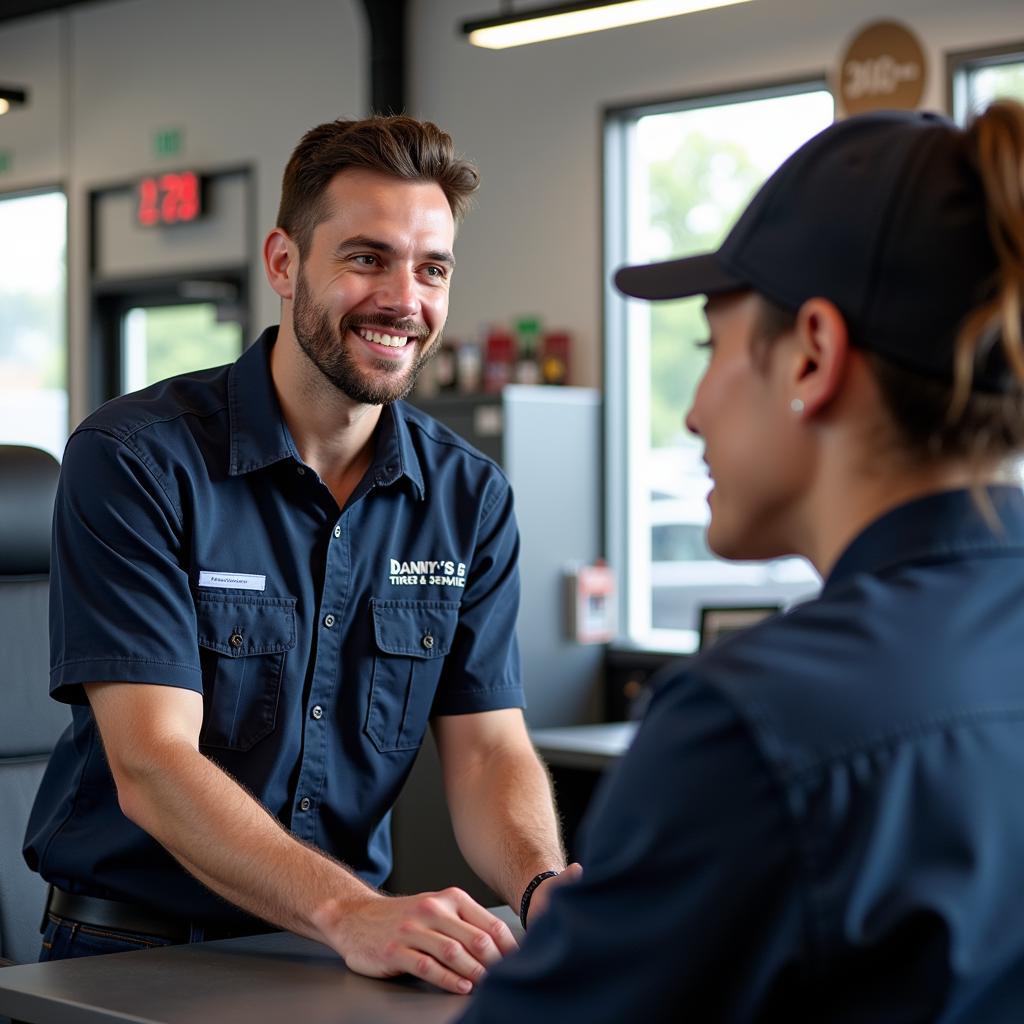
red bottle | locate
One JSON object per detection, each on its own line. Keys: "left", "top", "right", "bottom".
{"left": 483, "top": 327, "right": 517, "bottom": 393}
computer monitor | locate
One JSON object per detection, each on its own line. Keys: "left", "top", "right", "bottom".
{"left": 698, "top": 605, "right": 780, "bottom": 650}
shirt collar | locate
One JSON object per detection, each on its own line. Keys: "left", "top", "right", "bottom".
{"left": 227, "top": 327, "right": 426, "bottom": 499}
{"left": 374, "top": 401, "right": 425, "bottom": 499}
{"left": 227, "top": 327, "right": 299, "bottom": 476}
{"left": 825, "top": 485, "right": 1024, "bottom": 592}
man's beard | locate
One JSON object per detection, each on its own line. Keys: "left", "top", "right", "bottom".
{"left": 292, "top": 272, "right": 437, "bottom": 405}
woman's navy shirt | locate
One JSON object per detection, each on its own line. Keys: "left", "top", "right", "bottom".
{"left": 460, "top": 487, "right": 1024, "bottom": 1022}
{"left": 25, "top": 328, "right": 524, "bottom": 927}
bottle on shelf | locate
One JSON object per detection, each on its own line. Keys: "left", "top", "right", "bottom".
{"left": 540, "top": 330, "right": 571, "bottom": 385}
{"left": 483, "top": 326, "right": 516, "bottom": 393}
{"left": 514, "top": 316, "right": 543, "bottom": 386}
{"left": 433, "top": 337, "right": 459, "bottom": 392}
{"left": 457, "top": 337, "right": 483, "bottom": 393}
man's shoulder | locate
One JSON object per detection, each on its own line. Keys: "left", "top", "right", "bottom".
{"left": 395, "top": 400, "right": 507, "bottom": 479}
{"left": 75, "top": 364, "right": 232, "bottom": 448}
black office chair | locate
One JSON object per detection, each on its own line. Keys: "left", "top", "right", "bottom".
{"left": 0, "top": 445, "right": 70, "bottom": 968}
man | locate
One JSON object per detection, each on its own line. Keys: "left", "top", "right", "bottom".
{"left": 459, "top": 102, "right": 1024, "bottom": 1020}
{"left": 26, "top": 115, "right": 574, "bottom": 995}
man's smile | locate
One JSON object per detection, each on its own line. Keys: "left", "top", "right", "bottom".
{"left": 353, "top": 325, "right": 415, "bottom": 349}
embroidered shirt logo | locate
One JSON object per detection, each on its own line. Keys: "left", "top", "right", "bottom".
{"left": 390, "top": 559, "right": 466, "bottom": 588}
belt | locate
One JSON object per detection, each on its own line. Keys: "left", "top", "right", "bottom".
{"left": 43, "top": 886, "right": 270, "bottom": 944}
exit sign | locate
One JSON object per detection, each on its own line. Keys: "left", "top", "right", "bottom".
{"left": 153, "top": 128, "right": 183, "bottom": 157}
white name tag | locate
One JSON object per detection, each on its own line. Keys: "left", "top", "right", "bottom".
{"left": 198, "top": 570, "right": 266, "bottom": 591}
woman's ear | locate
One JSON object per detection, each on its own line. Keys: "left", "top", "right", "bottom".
{"left": 263, "top": 228, "right": 298, "bottom": 301}
{"left": 790, "top": 297, "right": 851, "bottom": 417}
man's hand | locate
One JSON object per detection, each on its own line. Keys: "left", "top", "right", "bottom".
{"left": 318, "top": 887, "right": 519, "bottom": 995}
{"left": 526, "top": 862, "right": 583, "bottom": 927}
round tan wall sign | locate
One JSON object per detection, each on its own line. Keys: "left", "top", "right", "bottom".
{"left": 838, "top": 20, "right": 927, "bottom": 116}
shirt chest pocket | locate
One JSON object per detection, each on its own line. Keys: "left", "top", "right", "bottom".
{"left": 365, "top": 599, "right": 459, "bottom": 753}
{"left": 195, "top": 593, "right": 297, "bottom": 751}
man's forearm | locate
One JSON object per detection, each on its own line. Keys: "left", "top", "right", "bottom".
{"left": 444, "top": 742, "right": 567, "bottom": 910}
{"left": 115, "top": 735, "right": 372, "bottom": 941}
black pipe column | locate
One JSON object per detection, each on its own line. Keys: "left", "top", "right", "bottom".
{"left": 359, "top": 0, "right": 407, "bottom": 116}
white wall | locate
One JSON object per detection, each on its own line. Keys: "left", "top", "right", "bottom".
{"left": 409, "top": 0, "right": 1024, "bottom": 388}
{"left": 0, "top": 0, "right": 366, "bottom": 424}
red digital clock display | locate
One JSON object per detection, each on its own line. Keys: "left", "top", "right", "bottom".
{"left": 136, "top": 171, "right": 203, "bottom": 227}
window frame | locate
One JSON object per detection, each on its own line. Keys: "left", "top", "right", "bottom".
{"left": 602, "top": 74, "right": 833, "bottom": 653}
{"left": 946, "top": 40, "right": 1024, "bottom": 123}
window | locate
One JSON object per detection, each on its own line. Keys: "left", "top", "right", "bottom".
{"left": 948, "top": 42, "right": 1024, "bottom": 124}
{"left": 0, "top": 190, "right": 68, "bottom": 460}
{"left": 605, "top": 82, "right": 834, "bottom": 652}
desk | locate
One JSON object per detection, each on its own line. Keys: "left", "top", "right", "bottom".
{"left": 530, "top": 721, "right": 638, "bottom": 771}
{"left": 529, "top": 721, "right": 637, "bottom": 861}
{"left": 0, "top": 909, "right": 522, "bottom": 1024}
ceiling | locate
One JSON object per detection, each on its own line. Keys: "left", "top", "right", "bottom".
{"left": 0, "top": 0, "right": 107, "bottom": 24}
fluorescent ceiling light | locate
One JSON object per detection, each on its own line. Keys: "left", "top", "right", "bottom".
{"left": 463, "top": 0, "right": 755, "bottom": 49}
{"left": 0, "top": 85, "right": 27, "bottom": 115}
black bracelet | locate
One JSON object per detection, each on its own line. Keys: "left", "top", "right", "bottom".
{"left": 519, "top": 870, "right": 560, "bottom": 930}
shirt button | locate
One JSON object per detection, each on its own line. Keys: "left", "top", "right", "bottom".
{"left": 229, "top": 632, "right": 244, "bottom": 648}
{"left": 324, "top": 614, "right": 336, "bottom": 628}
{"left": 422, "top": 633, "right": 435, "bottom": 650}
{"left": 299, "top": 797, "right": 311, "bottom": 811}
{"left": 311, "top": 705, "right": 323, "bottom": 720}
{"left": 296, "top": 466, "right": 306, "bottom": 476}
{"left": 333, "top": 525, "right": 341, "bottom": 538}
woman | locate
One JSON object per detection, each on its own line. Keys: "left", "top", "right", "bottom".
{"left": 459, "top": 100, "right": 1024, "bottom": 1022}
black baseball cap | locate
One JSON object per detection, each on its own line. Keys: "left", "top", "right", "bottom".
{"left": 614, "top": 110, "right": 1010, "bottom": 392}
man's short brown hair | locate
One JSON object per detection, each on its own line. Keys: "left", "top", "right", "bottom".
{"left": 276, "top": 115, "right": 480, "bottom": 255}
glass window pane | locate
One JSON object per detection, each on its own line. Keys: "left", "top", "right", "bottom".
{"left": 614, "top": 88, "right": 833, "bottom": 651}
{"left": 967, "top": 59, "right": 1024, "bottom": 113}
{"left": 0, "top": 191, "right": 68, "bottom": 460}
{"left": 122, "top": 303, "right": 243, "bottom": 392}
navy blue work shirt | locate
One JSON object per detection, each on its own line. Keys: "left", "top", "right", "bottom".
{"left": 25, "top": 327, "right": 524, "bottom": 928}
{"left": 459, "top": 487, "right": 1024, "bottom": 1022}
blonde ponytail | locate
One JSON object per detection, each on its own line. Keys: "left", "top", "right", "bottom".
{"left": 952, "top": 99, "right": 1024, "bottom": 416}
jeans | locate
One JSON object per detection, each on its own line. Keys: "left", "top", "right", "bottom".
{"left": 38, "top": 912, "right": 176, "bottom": 961}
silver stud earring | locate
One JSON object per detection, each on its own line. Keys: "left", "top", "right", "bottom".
{"left": 790, "top": 398, "right": 805, "bottom": 414}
